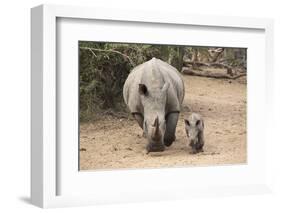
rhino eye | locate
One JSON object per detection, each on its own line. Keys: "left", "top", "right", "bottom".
{"left": 185, "top": 119, "right": 190, "bottom": 126}
{"left": 196, "top": 120, "right": 200, "bottom": 126}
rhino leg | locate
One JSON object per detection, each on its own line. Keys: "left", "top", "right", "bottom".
{"left": 132, "top": 113, "right": 143, "bottom": 129}
{"left": 164, "top": 112, "right": 179, "bottom": 147}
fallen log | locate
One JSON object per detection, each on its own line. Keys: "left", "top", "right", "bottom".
{"left": 182, "top": 67, "right": 246, "bottom": 80}
{"left": 184, "top": 61, "right": 232, "bottom": 69}
{"left": 183, "top": 61, "right": 236, "bottom": 75}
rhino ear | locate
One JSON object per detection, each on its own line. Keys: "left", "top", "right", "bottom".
{"left": 161, "top": 82, "right": 170, "bottom": 92}
{"left": 184, "top": 119, "right": 190, "bottom": 126}
{"left": 139, "top": 84, "right": 148, "bottom": 96}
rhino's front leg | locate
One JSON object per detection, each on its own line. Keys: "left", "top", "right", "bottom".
{"left": 164, "top": 112, "right": 179, "bottom": 147}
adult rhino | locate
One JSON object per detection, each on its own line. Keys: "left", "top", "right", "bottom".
{"left": 123, "top": 57, "right": 185, "bottom": 152}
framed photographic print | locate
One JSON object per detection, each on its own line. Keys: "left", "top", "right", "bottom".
{"left": 31, "top": 4, "right": 274, "bottom": 208}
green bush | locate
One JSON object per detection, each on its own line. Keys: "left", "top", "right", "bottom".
{"left": 79, "top": 42, "right": 175, "bottom": 121}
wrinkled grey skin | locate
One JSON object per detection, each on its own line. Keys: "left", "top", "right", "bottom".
{"left": 123, "top": 58, "right": 185, "bottom": 152}
{"left": 184, "top": 113, "right": 205, "bottom": 154}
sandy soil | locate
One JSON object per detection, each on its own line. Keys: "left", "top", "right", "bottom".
{"left": 79, "top": 75, "right": 247, "bottom": 170}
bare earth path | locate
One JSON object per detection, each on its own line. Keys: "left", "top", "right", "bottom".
{"left": 80, "top": 75, "right": 247, "bottom": 170}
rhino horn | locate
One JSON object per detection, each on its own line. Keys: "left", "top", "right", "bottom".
{"left": 153, "top": 116, "right": 159, "bottom": 127}
{"left": 151, "top": 116, "right": 161, "bottom": 140}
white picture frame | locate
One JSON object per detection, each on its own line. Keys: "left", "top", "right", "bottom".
{"left": 31, "top": 4, "right": 274, "bottom": 208}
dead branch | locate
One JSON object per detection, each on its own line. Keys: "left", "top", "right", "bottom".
{"left": 183, "top": 61, "right": 241, "bottom": 76}
{"left": 182, "top": 67, "right": 246, "bottom": 80}
{"left": 184, "top": 61, "right": 232, "bottom": 70}
{"left": 80, "top": 47, "right": 135, "bottom": 66}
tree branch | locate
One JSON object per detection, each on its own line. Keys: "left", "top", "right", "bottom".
{"left": 79, "top": 47, "right": 135, "bottom": 66}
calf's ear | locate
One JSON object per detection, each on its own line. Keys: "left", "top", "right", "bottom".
{"left": 184, "top": 119, "right": 190, "bottom": 126}
{"left": 139, "top": 84, "right": 148, "bottom": 96}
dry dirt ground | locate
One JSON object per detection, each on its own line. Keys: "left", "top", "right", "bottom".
{"left": 79, "top": 75, "right": 247, "bottom": 170}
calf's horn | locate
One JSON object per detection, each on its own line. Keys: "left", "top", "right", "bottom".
{"left": 152, "top": 116, "right": 161, "bottom": 140}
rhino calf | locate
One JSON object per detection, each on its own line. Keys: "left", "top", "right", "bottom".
{"left": 123, "top": 58, "right": 185, "bottom": 153}
{"left": 184, "top": 113, "right": 205, "bottom": 154}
